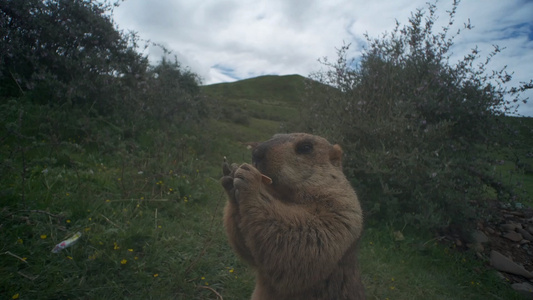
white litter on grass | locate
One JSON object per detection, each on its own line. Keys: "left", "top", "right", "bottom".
{"left": 51, "top": 232, "right": 82, "bottom": 253}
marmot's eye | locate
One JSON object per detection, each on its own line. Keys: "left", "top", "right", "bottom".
{"left": 296, "top": 142, "right": 313, "bottom": 154}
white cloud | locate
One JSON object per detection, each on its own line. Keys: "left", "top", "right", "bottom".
{"left": 114, "top": 0, "right": 533, "bottom": 116}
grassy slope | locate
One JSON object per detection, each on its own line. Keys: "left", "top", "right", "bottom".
{"left": 1, "top": 74, "right": 529, "bottom": 299}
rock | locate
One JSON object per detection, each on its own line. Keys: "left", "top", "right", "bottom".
{"left": 501, "top": 223, "right": 518, "bottom": 232}
{"left": 393, "top": 231, "right": 405, "bottom": 242}
{"left": 472, "top": 230, "right": 489, "bottom": 244}
{"left": 468, "top": 243, "right": 484, "bottom": 253}
{"left": 490, "top": 250, "right": 533, "bottom": 279}
{"left": 504, "top": 231, "right": 524, "bottom": 242}
{"left": 527, "top": 226, "right": 533, "bottom": 235}
{"left": 485, "top": 227, "right": 495, "bottom": 235}
{"left": 477, "top": 222, "right": 484, "bottom": 230}
{"left": 511, "top": 282, "right": 533, "bottom": 299}
{"left": 518, "top": 228, "right": 533, "bottom": 242}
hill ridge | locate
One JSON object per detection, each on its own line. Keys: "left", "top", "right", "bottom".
{"left": 201, "top": 74, "right": 307, "bottom": 105}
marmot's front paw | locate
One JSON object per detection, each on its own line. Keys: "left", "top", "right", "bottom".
{"left": 233, "top": 163, "right": 262, "bottom": 192}
{"left": 221, "top": 160, "right": 239, "bottom": 192}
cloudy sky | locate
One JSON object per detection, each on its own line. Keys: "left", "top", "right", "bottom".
{"left": 113, "top": 0, "right": 533, "bottom": 116}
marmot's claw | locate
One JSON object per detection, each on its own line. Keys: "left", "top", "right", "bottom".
{"left": 221, "top": 176, "right": 234, "bottom": 191}
{"left": 222, "top": 161, "right": 232, "bottom": 176}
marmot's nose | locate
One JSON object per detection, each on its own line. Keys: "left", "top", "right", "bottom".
{"left": 252, "top": 145, "right": 267, "bottom": 167}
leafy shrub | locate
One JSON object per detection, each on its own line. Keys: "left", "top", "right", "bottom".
{"left": 1, "top": 0, "right": 209, "bottom": 153}
{"left": 300, "top": 1, "right": 531, "bottom": 231}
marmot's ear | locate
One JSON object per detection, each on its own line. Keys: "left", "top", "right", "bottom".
{"left": 330, "top": 144, "right": 343, "bottom": 167}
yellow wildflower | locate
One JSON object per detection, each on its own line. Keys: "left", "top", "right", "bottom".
{"left": 40, "top": 234, "right": 47, "bottom": 239}
{"left": 121, "top": 259, "right": 127, "bottom": 265}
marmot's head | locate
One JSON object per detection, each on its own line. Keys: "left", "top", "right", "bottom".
{"left": 251, "top": 133, "right": 344, "bottom": 192}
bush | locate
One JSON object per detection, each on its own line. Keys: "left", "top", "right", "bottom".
{"left": 1, "top": 0, "right": 209, "bottom": 150}
{"left": 300, "top": 1, "right": 531, "bottom": 231}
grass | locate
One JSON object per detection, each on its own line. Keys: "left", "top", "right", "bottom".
{"left": 360, "top": 224, "right": 521, "bottom": 299}
{"left": 1, "top": 140, "right": 230, "bottom": 299}
{"left": 2, "top": 75, "right": 531, "bottom": 299}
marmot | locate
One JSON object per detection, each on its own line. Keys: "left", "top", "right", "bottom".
{"left": 221, "top": 133, "right": 364, "bottom": 300}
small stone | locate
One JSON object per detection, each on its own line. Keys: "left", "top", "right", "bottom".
{"left": 501, "top": 223, "right": 518, "bottom": 232}
{"left": 490, "top": 250, "right": 533, "bottom": 279}
{"left": 527, "top": 226, "right": 533, "bottom": 235}
{"left": 510, "top": 208, "right": 524, "bottom": 216}
{"left": 503, "top": 231, "right": 523, "bottom": 242}
{"left": 472, "top": 230, "right": 489, "bottom": 244}
{"left": 393, "top": 231, "right": 405, "bottom": 242}
{"left": 477, "top": 222, "right": 484, "bottom": 230}
{"left": 468, "top": 243, "right": 484, "bottom": 253}
{"left": 511, "top": 282, "right": 533, "bottom": 298}
{"left": 518, "top": 228, "right": 533, "bottom": 242}
{"left": 485, "top": 227, "right": 495, "bottom": 235}
{"left": 455, "top": 239, "right": 463, "bottom": 247}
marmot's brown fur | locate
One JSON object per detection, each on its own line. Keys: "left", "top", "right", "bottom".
{"left": 221, "top": 133, "right": 364, "bottom": 300}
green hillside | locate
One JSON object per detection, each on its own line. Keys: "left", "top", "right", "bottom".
{"left": 200, "top": 75, "right": 306, "bottom": 138}
{"left": 202, "top": 74, "right": 306, "bottom": 105}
